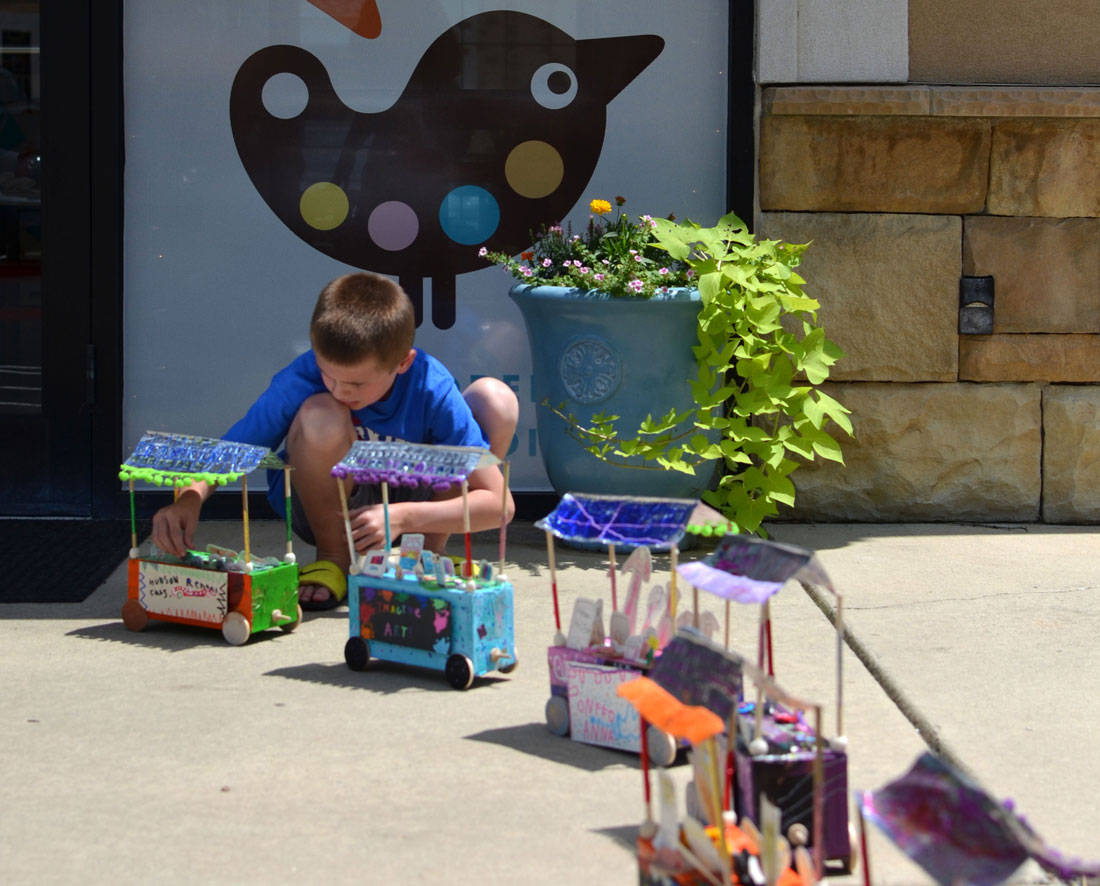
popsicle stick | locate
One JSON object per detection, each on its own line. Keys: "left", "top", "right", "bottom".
{"left": 283, "top": 466, "right": 293, "bottom": 558}
{"left": 461, "top": 478, "right": 472, "bottom": 579}
{"left": 241, "top": 474, "right": 251, "bottom": 564}
{"left": 669, "top": 543, "right": 678, "bottom": 618}
{"left": 545, "top": 529, "right": 561, "bottom": 631}
{"left": 128, "top": 477, "right": 137, "bottom": 550}
{"left": 639, "top": 718, "right": 652, "bottom": 822}
{"left": 764, "top": 598, "right": 775, "bottom": 677}
{"left": 337, "top": 476, "right": 357, "bottom": 567}
{"left": 608, "top": 542, "right": 618, "bottom": 611}
{"left": 382, "top": 480, "right": 391, "bottom": 554}
{"left": 858, "top": 801, "right": 871, "bottom": 886}
{"left": 498, "top": 461, "right": 509, "bottom": 575}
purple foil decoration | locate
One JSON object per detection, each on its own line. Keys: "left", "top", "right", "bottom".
{"left": 534, "top": 493, "right": 697, "bottom": 551}
{"left": 648, "top": 626, "right": 744, "bottom": 721}
{"left": 859, "top": 752, "right": 1100, "bottom": 885}
{"left": 331, "top": 441, "right": 498, "bottom": 488}
{"left": 676, "top": 534, "right": 833, "bottom": 604}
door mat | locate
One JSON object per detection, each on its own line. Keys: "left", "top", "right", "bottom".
{"left": 0, "top": 519, "right": 149, "bottom": 604}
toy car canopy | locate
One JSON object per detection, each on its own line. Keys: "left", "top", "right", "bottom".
{"left": 534, "top": 492, "right": 698, "bottom": 551}
{"left": 676, "top": 534, "right": 834, "bottom": 604}
{"left": 331, "top": 440, "right": 499, "bottom": 489}
{"left": 119, "top": 431, "right": 286, "bottom": 487}
{"left": 859, "top": 751, "right": 1100, "bottom": 886}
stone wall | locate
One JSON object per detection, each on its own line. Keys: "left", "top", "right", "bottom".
{"left": 759, "top": 85, "right": 1100, "bottom": 523}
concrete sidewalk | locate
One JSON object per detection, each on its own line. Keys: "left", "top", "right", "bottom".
{"left": 2, "top": 519, "right": 1097, "bottom": 885}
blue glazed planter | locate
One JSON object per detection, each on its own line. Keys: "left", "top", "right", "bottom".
{"left": 509, "top": 283, "right": 718, "bottom": 500}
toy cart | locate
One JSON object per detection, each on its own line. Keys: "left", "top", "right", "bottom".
{"left": 536, "top": 492, "right": 708, "bottom": 765}
{"left": 677, "top": 534, "right": 854, "bottom": 872}
{"left": 118, "top": 431, "right": 301, "bottom": 645}
{"left": 620, "top": 645, "right": 823, "bottom": 886}
{"left": 337, "top": 441, "right": 517, "bottom": 690}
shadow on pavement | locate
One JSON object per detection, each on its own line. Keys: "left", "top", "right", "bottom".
{"left": 464, "top": 721, "right": 656, "bottom": 773}
{"left": 65, "top": 619, "right": 294, "bottom": 652}
{"left": 263, "top": 660, "right": 511, "bottom": 694}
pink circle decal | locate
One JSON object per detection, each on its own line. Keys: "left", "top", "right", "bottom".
{"left": 368, "top": 201, "right": 419, "bottom": 252}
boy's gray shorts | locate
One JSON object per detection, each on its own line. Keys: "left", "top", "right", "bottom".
{"left": 290, "top": 482, "right": 436, "bottom": 547}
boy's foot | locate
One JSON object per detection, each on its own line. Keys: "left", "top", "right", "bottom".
{"left": 297, "top": 560, "right": 347, "bottom": 611}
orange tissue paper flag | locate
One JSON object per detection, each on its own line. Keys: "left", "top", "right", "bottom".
{"left": 306, "top": 0, "right": 382, "bottom": 39}
{"left": 617, "top": 676, "right": 724, "bottom": 745}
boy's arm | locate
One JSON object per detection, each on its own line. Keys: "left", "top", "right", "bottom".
{"left": 150, "top": 482, "right": 213, "bottom": 557}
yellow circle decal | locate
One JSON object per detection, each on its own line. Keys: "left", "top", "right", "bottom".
{"left": 300, "top": 182, "right": 349, "bottom": 231}
{"left": 505, "top": 141, "right": 564, "bottom": 199}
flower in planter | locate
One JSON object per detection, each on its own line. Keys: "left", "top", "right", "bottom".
{"left": 479, "top": 196, "right": 695, "bottom": 298}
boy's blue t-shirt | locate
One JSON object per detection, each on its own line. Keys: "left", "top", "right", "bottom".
{"left": 223, "top": 348, "right": 488, "bottom": 516}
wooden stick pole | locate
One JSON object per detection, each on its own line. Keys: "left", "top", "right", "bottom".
{"left": 498, "top": 461, "right": 509, "bottom": 576}
{"left": 382, "top": 481, "right": 391, "bottom": 554}
{"left": 283, "top": 466, "right": 293, "bottom": 558}
{"left": 337, "top": 476, "right": 357, "bottom": 567}
{"left": 608, "top": 542, "right": 618, "bottom": 611}
{"left": 545, "top": 529, "right": 561, "bottom": 632}
{"left": 669, "top": 543, "right": 678, "bottom": 618}
{"left": 461, "top": 479, "right": 472, "bottom": 578}
{"left": 128, "top": 477, "right": 137, "bottom": 550}
{"left": 241, "top": 475, "right": 251, "bottom": 564}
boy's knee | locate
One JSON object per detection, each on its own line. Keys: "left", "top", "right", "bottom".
{"left": 288, "top": 393, "right": 355, "bottom": 453}
{"left": 463, "top": 377, "right": 519, "bottom": 459}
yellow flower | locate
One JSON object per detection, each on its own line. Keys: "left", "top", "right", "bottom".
{"left": 589, "top": 199, "right": 612, "bottom": 216}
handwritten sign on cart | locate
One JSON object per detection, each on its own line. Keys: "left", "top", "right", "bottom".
{"left": 139, "top": 561, "right": 228, "bottom": 624}
{"left": 567, "top": 662, "right": 641, "bottom": 753}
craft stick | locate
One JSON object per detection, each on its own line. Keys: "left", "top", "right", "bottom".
{"left": 283, "top": 466, "right": 293, "bottom": 556}
{"left": 858, "top": 801, "right": 871, "bottom": 886}
{"left": 764, "top": 598, "right": 775, "bottom": 677}
{"left": 498, "top": 461, "right": 509, "bottom": 575}
{"left": 639, "top": 718, "right": 652, "bottom": 822}
{"left": 692, "top": 584, "right": 700, "bottom": 629}
{"left": 608, "top": 542, "right": 618, "bottom": 611}
{"left": 545, "top": 529, "right": 561, "bottom": 631}
{"left": 757, "top": 604, "right": 767, "bottom": 672}
{"left": 669, "top": 543, "right": 678, "bottom": 618}
{"left": 382, "top": 480, "right": 391, "bottom": 554}
{"left": 812, "top": 705, "right": 825, "bottom": 878}
{"left": 337, "top": 476, "right": 357, "bottom": 568}
{"left": 836, "top": 594, "right": 845, "bottom": 737}
{"left": 461, "top": 478, "right": 472, "bottom": 579}
{"left": 241, "top": 474, "right": 252, "bottom": 564}
{"left": 128, "top": 477, "right": 137, "bottom": 550}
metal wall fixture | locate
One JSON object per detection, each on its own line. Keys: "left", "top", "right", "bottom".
{"left": 959, "top": 275, "right": 994, "bottom": 335}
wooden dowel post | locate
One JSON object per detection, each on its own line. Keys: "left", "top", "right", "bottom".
{"left": 498, "top": 461, "right": 509, "bottom": 576}
{"left": 241, "top": 475, "right": 251, "bottom": 564}
{"left": 338, "top": 476, "right": 357, "bottom": 568}
{"left": 461, "top": 479, "right": 472, "bottom": 579}
{"left": 608, "top": 542, "right": 618, "bottom": 611}
{"left": 545, "top": 529, "right": 561, "bottom": 632}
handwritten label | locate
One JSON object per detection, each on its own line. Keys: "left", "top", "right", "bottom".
{"left": 566, "top": 662, "right": 641, "bottom": 753}
{"left": 565, "top": 597, "right": 604, "bottom": 650}
{"left": 139, "top": 561, "right": 228, "bottom": 624}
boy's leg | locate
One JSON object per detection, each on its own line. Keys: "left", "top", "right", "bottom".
{"left": 286, "top": 392, "right": 357, "bottom": 604}
{"left": 423, "top": 377, "right": 519, "bottom": 552}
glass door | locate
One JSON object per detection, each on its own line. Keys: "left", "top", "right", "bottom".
{"left": 0, "top": 2, "right": 104, "bottom": 515}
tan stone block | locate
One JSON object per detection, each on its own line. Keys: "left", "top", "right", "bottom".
{"left": 760, "top": 116, "right": 990, "bottom": 213}
{"left": 989, "top": 119, "right": 1100, "bottom": 217}
{"left": 789, "top": 382, "right": 1041, "bottom": 521}
{"left": 764, "top": 86, "right": 931, "bottom": 116}
{"left": 759, "top": 213, "right": 960, "bottom": 382}
{"left": 1042, "top": 385, "right": 1100, "bottom": 522}
{"left": 961, "top": 336, "right": 1100, "bottom": 383}
{"left": 962, "top": 217, "right": 1100, "bottom": 333}
{"left": 932, "top": 86, "right": 1100, "bottom": 118}
{"left": 910, "top": 0, "right": 1100, "bottom": 85}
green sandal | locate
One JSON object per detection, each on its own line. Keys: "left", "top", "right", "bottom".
{"left": 298, "top": 560, "right": 347, "bottom": 611}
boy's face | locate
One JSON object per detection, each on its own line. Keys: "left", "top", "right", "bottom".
{"left": 315, "top": 350, "right": 415, "bottom": 412}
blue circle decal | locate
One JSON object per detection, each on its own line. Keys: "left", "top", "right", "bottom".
{"left": 439, "top": 186, "right": 500, "bottom": 246}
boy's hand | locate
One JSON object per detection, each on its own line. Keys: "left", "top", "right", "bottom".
{"left": 347, "top": 503, "right": 403, "bottom": 553}
{"left": 151, "top": 489, "right": 204, "bottom": 557}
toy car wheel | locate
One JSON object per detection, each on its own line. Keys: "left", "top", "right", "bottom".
{"left": 121, "top": 600, "right": 148, "bottom": 632}
{"left": 344, "top": 636, "right": 371, "bottom": 671}
{"left": 646, "top": 726, "right": 678, "bottom": 768}
{"left": 279, "top": 605, "right": 303, "bottom": 633}
{"left": 221, "top": 612, "right": 251, "bottom": 646}
{"left": 444, "top": 654, "right": 474, "bottom": 690}
{"left": 545, "top": 695, "right": 570, "bottom": 736}
{"left": 838, "top": 819, "right": 860, "bottom": 875}
{"left": 498, "top": 646, "right": 518, "bottom": 674}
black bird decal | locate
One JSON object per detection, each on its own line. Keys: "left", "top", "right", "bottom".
{"left": 230, "top": 10, "right": 664, "bottom": 329}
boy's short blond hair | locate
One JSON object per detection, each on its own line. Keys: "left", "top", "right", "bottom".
{"left": 309, "top": 273, "right": 415, "bottom": 368}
